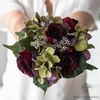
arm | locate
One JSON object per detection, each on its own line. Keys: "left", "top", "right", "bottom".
{"left": 1, "top": 10, "right": 28, "bottom": 40}
{"left": 70, "top": 0, "right": 100, "bottom": 31}
{"left": 70, "top": 11, "right": 94, "bottom": 29}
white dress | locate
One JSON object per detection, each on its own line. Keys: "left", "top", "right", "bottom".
{"left": 0, "top": 0, "right": 100, "bottom": 100}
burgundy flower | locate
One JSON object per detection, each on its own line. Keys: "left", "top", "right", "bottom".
{"left": 63, "top": 17, "right": 78, "bottom": 33}
{"left": 56, "top": 47, "right": 79, "bottom": 75}
{"left": 45, "top": 23, "right": 67, "bottom": 42}
{"left": 17, "top": 50, "right": 34, "bottom": 77}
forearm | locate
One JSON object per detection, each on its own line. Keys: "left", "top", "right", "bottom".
{"left": 1, "top": 10, "right": 28, "bottom": 40}
{"left": 70, "top": 11, "right": 94, "bottom": 29}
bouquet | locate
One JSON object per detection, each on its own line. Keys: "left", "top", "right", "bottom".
{"left": 3, "top": 12, "right": 97, "bottom": 93}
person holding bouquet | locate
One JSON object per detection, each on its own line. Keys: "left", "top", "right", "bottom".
{"left": 0, "top": 0, "right": 100, "bottom": 100}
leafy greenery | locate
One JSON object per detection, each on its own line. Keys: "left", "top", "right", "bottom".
{"left": 33, "top": 77, "right": 50, "bottom": 94}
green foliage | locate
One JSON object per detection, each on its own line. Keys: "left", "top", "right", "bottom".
{"left": 3, "top": 42, "right": 24, "bottom": 57}
{"left": 33, "top": 77, "right": 50, "bottom": 94}
{"left": 15, "top": 31, "right": 26, "bottom": 40}
{"left": 3, "top": 37, "right": 35, "bottom": 57}
{"left": 64, "top": 54, "right": 97, "bottom": 78}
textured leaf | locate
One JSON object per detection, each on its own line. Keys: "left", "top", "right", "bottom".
{"left": 3, "top": 37, "right": 35, "bottom": 57}
{"left": 3, "top": 42, "right": 24, "bottom": 57}
{"left": 19, "top": 37, "right": 36, "bottom": 51}
{"left": 15, "top": 31, "right": 26, "bottom": 40}
{"left": 86, "top": 63, "right": 98, "bottom": 70}
{"left": 33, "top": 77, "right": 50, "bottom": 94}
{"left": 64, "top": 54, "right": 97, "bottom": 78}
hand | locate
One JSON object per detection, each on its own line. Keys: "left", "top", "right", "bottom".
{"left": 1, "top": 10, "right": 28, "bottom": 41}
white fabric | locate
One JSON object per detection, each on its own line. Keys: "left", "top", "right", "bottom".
{"left": 0, "top": 0, "right": 100, "bottom": 100}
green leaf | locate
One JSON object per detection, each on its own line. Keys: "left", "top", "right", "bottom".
{"left": 88, "top": 44, "right": 95, "bottom": 49}
{"left": 64, "top": 54, "right": 97, "bottom": 78}
{"left": 86, "top": 63, "right": 98, "bottom": 70}
{"left": 3, "top": 37, "right": 35, "bottom": 57}
{"left": 33, "top": 77, "right": 50, "bottom": 94}
{"left": 3, "top": 42, "right": 24, "bottom": 57}
{"left": 19, "top": 37, "right": 36, "bottom": 51}
{"left": 15, "top": 31, "right": 26, "bottom": 40}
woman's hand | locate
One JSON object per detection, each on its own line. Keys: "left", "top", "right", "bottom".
{"left": 70, "top": 11, "right": 94, "bottom": 29}
{"left": 1, "top": 10, "right": 28, "bottom": 41}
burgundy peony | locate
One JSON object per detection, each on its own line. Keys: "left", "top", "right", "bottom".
{"left": 56, "top": 47, "right": 79, "bottom": 75}
{"left": 17, "top": 50, "right": 34, "bottom": 77}
{"left": 45, "top": 23, "right": 67, "bottom": 42}
{"left": 63, "top": 17, "right": 78, "bottom": 33}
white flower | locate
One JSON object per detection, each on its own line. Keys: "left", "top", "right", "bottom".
{"left": 30, "top": 35, "right": 46, "bottom": 49}
{"left": 52, "top": 36, "right": 70, "bottom": 52}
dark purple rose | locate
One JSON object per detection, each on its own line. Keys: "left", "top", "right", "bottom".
{"left": 63, "top": 17, "right": 78, "bottom": 33}
{"left": 45, "top": 23, "right": 67, "bottom": 41}
{"left": 56, "top": 47, "right": 79, "bottom": 75}
{"left": 17, "top": 50, "right": 34, "bottom": 77}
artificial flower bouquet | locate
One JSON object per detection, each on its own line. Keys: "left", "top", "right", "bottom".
{"left": 3, "top": 12, "right": 97, "bottom": 93}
